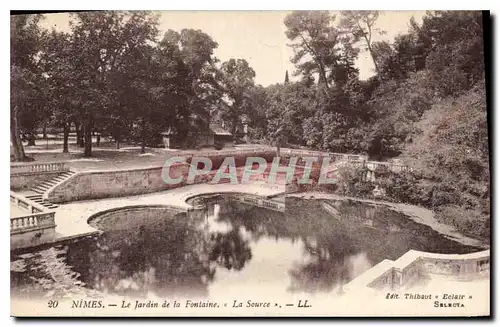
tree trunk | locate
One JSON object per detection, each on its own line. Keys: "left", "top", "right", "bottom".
{"left": 140, "top": 117, "right": 146, "bottom": 154}
{"left": 62, "top": 123, "right": 69, "bottom": 153}
{"left": 83, "top": 115, "right": 93, "bottom": 157}
{"left": 10, "top": 105, "right": 26, "bottom": 162}
{"left": 276, "top": 144, "right": 281, "bottom": 158}
{"left": 115, "top": 137, "right": 120, "bottom": 149}
{"left": 76, "top": 122, "right": 84, "bottom": 147}
{"left": 42, "top": 124, "right": 47, "bottom": 139}
{"left": 365, "top": 37, "right": 380, "bottom": 75}
{"left": 75, "top": 123, "right": 80, "bottom": 144}
{"left": 27, "top": 132, "right": 36, "bottom": 146}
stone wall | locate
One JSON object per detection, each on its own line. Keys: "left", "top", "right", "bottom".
{"left": 346, "top": 249, "right": 490, "bottom": 291}
{"left": 87, "top": 205, "right": 189, "bottom": 230}
{"left": 10, "top": 191, "right": 57, "bottom": 250}
{"left": 45, "top": 150, "right": 279, "bottom": 203}
{"left": 11, "top": 162, "right": 69, "bottom": 191}
{"left": 11, "top": 171, "right": 62, "bottom": 191}
{"left": 46, "top": 163, "right": 190, "bottom": 203}
{"left": 11, "top": 226, "right": 56, "bottom": 250}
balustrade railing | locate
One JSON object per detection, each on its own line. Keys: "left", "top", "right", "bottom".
{"left": 10, "top": 212, "right": 56, "bottom": 233}
{"left": 11, "top": 190, "right": 56, "bottom": 234}
{"left": 10, "top": 191, "right": 47, "bottom": 216}
{"left": 232, "top": 194, "right": 285, "bottom": 212}
{"left": 11, "top": 162, "right": 68, "bottom": 175}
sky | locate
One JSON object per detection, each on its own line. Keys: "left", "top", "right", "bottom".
{"left": 39, "top": 11, "right": 426, "bottom": 86}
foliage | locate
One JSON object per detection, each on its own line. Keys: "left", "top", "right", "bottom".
{"left": 219, "top": 58, "right": 256, "bottom": 135}
{"left": 10, "top": 11, "right": 489, "bottom": 241}
{"left": 10, "top": 14, "right": 45, "bottom": 160}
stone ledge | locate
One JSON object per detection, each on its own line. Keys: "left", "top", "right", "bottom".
{"left": 345, "top": 249, "right": 490, "bottom": 292}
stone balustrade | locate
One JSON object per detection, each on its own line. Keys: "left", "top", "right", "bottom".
{"left": 11, "top": 162, "right": 68, "bottom": 175}
{"left": 10, "top": 191, "right": 57, "bottom": 249}
{"left": 10, "top": 191, "right": 45, "bottom": 214}
{"left": 10, "top": 211, "right": 56, "bottom": 234}
{"left": 166, "top": 147, "right": 276, "bottom": 161}
{"left": 231, "top": 194, "right": 285, "bottom": 212}
{"left": 364, "top": 160, "right": 410, "bottom": 172}
{"left": 282, "top": 149, "right": 410, "bottom": 172}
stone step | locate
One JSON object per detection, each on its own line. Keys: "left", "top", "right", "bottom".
{"left": 31, "top": 187, "right": 47, "bottom": 194}
{"left": 36, "top": 186, "right": 51, "bottom": 192}
{"left": 39, "top": 182, "right": 56, "bottom": 189}
{"left": 54, "top": 174, "right": 73, "bottom": 181}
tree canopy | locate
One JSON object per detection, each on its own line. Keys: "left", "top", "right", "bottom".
{"left": 11, "top": 11, "right": 489, "bottom": 240}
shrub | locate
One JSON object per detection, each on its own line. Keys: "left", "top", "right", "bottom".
{"left": 436, "top": 205, "right": 490, "bottom": 242}
{"left": 214, "top": 141, "right": 224, "bottom": 150}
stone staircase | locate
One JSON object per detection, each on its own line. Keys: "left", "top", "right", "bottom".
{"left": 25, "top": 171, "right": 75, "bottom": 209}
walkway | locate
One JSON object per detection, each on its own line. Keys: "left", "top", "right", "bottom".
{"left": 10, "top": 204, "right": 29, "bottom": 218}
{"left": 52, "top": 182, "right": 284, "bottom": 242}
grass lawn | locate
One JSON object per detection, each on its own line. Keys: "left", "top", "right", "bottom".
{"left": 14, "top": 136, "right": 269, "bottom": 172}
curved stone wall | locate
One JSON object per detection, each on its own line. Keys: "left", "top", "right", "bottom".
{"left": 45, "top": 150, "right": 278, "bottom": 204}
{"left": 346, "top": 249, "right": 490, "bottom": 291}
{"left": 87, "top": 204, "right": 188, "bottom": 231}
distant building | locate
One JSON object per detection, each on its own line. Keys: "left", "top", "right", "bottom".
{"left": 161, "top": 121, "right": 235, "bottom": 149}
{"left": 207, "top": 122, "right": 234, "bottom": 147}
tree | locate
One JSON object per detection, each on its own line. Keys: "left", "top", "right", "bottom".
{"left": 219, "top": 59, "right": 256, "bottom": 137}
{"left": 10, "top": 14, "right": 45, "bottom": 161}
{"left": 265, "top": 82, "right": 316, "bottom": 155}
{"left": 40, "top": 30, "right": 78, "bottom": 153}
{"left": 244, "top": 85, "right": 269, "bottom": 141}
{"left": 159, "top": 29, "right": 221, "bottom": 146}
{"left": 284, "top": 11, "right": 340, "bottom": 92}
{"left": 422, "top": 11, "right": 484, "bottom": 97}
{"left": 68, "top": 11, "right": 160, "bottom": 157}
{"left": 340, "top": 11, "right": 385, "bottom": 74}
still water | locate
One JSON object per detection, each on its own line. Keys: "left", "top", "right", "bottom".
{"left": 11, "top": 195, "right": 479, "bottom": 300}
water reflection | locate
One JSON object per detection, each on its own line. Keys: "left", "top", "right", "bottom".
{"left": 11, "top": 196, "right": 480, "bottom": 299}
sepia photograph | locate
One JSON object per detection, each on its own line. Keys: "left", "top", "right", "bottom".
{"left": 9, "top": 10, "right": 490, "bottom": 317}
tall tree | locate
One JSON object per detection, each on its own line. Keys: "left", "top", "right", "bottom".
{"left": 68, "top": 11, "right": 160, "bottom": 157}
{"left": 340, "top": 11, "right": 385, "bottom": 74}
{"left": 266, "top": 82, "right": 316, "bottom": 155}
{"left": 219, "top": 59, "right": 256, "bottom": 137}
{"left": 10, "top": 14, "right": 44, "bottom": 161}
{"left": 160, "top": 29, "right": 221, "bottom": 145}
{"left": 40, "top": 30, "right": 78, "bottom": 153}
{"left": 284, "top": 11, "right": 340, "bottom": 92}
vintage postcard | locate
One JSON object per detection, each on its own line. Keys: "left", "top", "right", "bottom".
{"left": 10, "top": 10, "right": 490, "bottom": 317}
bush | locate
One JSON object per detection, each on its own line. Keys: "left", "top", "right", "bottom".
{"left": 377, "top": 170, "right": 428, "bottom": 205}
{"left": 436, "top": 205, "right": 490, "bottom": 242}
{"left": 214, "top": 141, "right": 224, "bottom": 150}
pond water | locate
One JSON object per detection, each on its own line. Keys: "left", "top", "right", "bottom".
{"left": 11, "top": 195, "right": 480, "bottom": 300}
